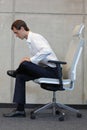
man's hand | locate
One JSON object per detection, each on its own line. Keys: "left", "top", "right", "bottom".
{"left": 20, "top": 57, "right": 31, "bottom": 63}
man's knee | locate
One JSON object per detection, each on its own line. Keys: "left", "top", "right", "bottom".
{"left": 19, "top": 61, "right": 31, "bottom": 70}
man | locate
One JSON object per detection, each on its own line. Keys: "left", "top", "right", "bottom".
{"left": 3, "top": 20, "right": 58, "bottom": 117}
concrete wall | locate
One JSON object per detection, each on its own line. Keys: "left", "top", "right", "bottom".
{"left": 0, "top": 0, "right": 87, "bottom": 104}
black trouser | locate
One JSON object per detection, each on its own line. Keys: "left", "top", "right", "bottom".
{"left": 13, "top": 61, "right": 57, "bottom": 104}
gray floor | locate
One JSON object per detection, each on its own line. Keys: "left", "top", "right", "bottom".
{"left": 0, "top": 108, "right": 87, "bottom": 130}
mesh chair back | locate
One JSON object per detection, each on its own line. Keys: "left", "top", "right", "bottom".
{"left": 62, "top": 24, "right": 85, "bottom": 81}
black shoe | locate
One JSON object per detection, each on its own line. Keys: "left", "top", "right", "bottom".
{"left": 7, "top": 70, "right": 17, "bottom": 78}
{"left": 3, "top": 109, "right": 26, "bottom": 117}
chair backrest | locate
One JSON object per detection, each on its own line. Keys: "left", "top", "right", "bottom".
{"left": 62, "top": 24, "right": 85, "bottom": 82}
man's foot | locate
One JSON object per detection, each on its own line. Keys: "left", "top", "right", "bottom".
{"left": 3, "top": 109, "right": 26, "bottom": 117}
{"left": 7, "top": 70, "right": 17, "bottom": 78}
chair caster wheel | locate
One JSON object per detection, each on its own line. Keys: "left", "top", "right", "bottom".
{"left": 77, "top": 113, "right": 82, "bottom": 118}
{"left": 56, "top": 110, "right": 61, "bottom": 115}
{"left": 59, "top": 112, "right": 65, "bottom": 121}
{"left": 30, "top": 112, "right": 36, "bottom": 119}
{"left": 59, "top": 116, "right": 64, "bottom": 121}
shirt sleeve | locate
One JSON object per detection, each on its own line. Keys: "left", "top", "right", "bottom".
{"left": 30, "top": 48, "right": 51, "bottom": 64}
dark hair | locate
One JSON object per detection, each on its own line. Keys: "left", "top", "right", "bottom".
{"left": 11, "top": 20, "right": 29, "bottom": 31}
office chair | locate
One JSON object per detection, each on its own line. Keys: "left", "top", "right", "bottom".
{"left": 30, "top": 24, "right": 85, "bottom": 121}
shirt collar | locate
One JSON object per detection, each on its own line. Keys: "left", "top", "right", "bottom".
{"left": 26, "top": 31, "right": 32, "bottom": 43}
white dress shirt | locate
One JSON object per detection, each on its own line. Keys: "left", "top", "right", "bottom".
{"left": 26, "top": 31, "right": 58, "bottom": 67}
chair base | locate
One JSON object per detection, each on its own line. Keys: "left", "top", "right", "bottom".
{"left": 30, "top": 102, "right": 65, "bottom": 121}
{"left": 30, "top": 92, "right": 82, "bottom": 121}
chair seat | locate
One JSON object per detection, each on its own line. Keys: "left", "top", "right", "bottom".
{"left": 34, "top": 78, "right": 71, "bottom": 85}
{"left": 34, "top": 78, "right": 71, "bottom": 91}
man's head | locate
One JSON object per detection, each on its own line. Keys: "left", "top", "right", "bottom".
{"left": 11, "top": 20, "right": 29, "bottom": 39}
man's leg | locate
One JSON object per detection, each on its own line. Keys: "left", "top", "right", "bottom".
{"left": 7, "top": 61, "right": 57, "bottom": 79}
{"left": 3, "top": 74, "right": 32, "bottom": 117}
{"left": 13, "top": 74, "right": 33, "bottom": 109}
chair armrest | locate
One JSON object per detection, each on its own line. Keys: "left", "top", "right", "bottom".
{"left": 48, "top": 60, "right": 67, "bottom": 65}
{"left": 48, "top": 60, "right": 67, "bottom": 88}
